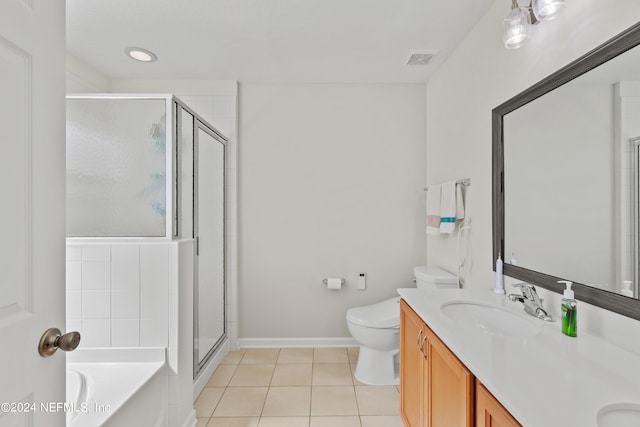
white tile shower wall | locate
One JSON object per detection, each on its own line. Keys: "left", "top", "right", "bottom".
{"left": 66, "top": 241, "right": 173, "bottom": 349}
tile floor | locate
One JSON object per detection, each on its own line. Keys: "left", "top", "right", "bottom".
{"left": 194, "top": 347, "right": 403, "bottom": 427}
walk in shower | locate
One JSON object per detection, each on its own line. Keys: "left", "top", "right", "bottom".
{"left": 66, "top": 94, "right": 228, "bottom": 424}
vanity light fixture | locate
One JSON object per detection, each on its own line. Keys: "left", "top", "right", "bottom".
{"left": 503, "top": 0, "right": 566, "bottom": 49}
{"left": 125, "top": 47, "right": 157, "bottom": 62}
{"left": 503, "top": 0, "right": 531, "bottom": 50}
{"left": 531, "top": 0, "right": 566, "bottom": 22}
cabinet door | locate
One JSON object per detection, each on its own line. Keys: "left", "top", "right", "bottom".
{"left": 427, "top": 327, "right": 474, "bottom": 427}
{"left": 400, "top": 299, "right": 427, "bottom": 427}
{"left": 476, "top": 380, "right": 522, "bottom": 427}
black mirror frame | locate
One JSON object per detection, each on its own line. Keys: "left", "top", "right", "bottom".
{"left": 492, "top": 22, "right": 640, "bottom": 322}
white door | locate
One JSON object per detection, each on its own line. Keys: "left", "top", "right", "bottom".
{"left": 0, "top": 1, "right": 67, "bottom": 426}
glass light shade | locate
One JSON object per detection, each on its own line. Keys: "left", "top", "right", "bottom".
{"left": 532, "top": 0, "right": 565, "bottom": 21}
{"left": 503, "top": 6, "right": 531, "bottom": 49}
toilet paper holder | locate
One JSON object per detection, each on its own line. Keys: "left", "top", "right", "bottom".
{"left": 322, "top": 278, "right": 345, "bottom": 286}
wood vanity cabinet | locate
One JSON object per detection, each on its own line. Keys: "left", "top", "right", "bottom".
{"left": 400, "top": 299, "right": 474, "bottom": 427}
{"left": 400, "top": 298, "right": 426, "bottom": 427}
{"left": 475, "top": 380, "right": 521, "bottom": 427}
{"left": 400, "top": 299, "right": 522, "bottom": 427}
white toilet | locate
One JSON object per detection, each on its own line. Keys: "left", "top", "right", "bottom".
{"left": 346, "top": 266, "right": 457, "bottom": 385}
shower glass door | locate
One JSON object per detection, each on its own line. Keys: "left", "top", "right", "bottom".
{"left": 194, "top": 121, "right": 226, "bottom": 375}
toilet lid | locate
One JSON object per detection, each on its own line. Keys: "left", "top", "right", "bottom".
{"left": 346, "top": 296, "right": 401, "bottom": 328}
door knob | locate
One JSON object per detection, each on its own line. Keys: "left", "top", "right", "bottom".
{"left": 38, "top": 328, "right": 81, "bottom": 357}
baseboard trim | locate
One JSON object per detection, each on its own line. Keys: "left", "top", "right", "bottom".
{"left": 237, "top": 337, "right": 358, "bottom": 348}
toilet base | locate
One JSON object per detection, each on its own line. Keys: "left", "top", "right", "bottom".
{"left": 353, "top": 346, "right": 399, "bottom": 385}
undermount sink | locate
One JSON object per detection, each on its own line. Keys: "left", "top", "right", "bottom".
{"left": 440, "top": 301, "right": 540, "bottom": 337}
{"left": 597, "top": 403, "right": 640, "bottom": 427}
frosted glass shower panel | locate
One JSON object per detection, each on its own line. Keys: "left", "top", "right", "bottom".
{"left": 67, "top": 99, "right": 168, "bottom": 237}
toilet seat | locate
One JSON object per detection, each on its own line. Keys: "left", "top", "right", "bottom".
{"left": 346, "top": 297, "right": 401, "bottom": 328}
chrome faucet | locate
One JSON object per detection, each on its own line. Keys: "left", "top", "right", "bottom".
{"left": 508, "top": 283, "right": 555, "bottom": 322}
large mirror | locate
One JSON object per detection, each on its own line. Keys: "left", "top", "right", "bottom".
{"left": 493, "top": 22, "right": 640, "bottom": 321}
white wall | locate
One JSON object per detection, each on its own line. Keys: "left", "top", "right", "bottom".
{"left": 239, "top": 84, "right": 426, "bottom": 341}
{"left": 66, "top": 53, "right": 111, "bottom": 92}
{"left": 426, "top": 0, "right": 640, "bottom": 352}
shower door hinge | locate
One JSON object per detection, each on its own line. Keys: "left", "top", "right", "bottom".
{"left": 196, "top": 236, "right": 200, "bottom": 256}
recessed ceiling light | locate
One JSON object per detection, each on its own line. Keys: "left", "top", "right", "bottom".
{"left": 125, "top": 47, "right": 157, "bottom": 62}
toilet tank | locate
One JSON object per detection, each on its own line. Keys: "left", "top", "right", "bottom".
{"left": 414, "top": 266, "right": 457, "bottom": 289}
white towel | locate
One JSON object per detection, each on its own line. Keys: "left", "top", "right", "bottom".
{"left": 440, "top": 180, "right": 465, "bottom": 234}
{"left": 426, "top": 184, "right": 441, "bottom": 235}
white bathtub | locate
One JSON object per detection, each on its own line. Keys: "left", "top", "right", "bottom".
{"left": 66, "top": 348, "right": 167, "bottom": 427}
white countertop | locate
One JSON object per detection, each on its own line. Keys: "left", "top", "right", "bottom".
{"left": 398, "top": 288, "right": 640, "bottom": 427}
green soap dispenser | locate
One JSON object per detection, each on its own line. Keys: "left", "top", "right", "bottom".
{"left": 559, "top": 280, "right": 577, "bottom": 337}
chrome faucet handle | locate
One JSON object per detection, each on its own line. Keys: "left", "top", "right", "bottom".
{"left": 508, "top": 283, "right": 555, "bottom": 322}
{"left": 511, "top": 282, "right": 541, "bottom": 304}
{"left": 507, "top": 293, "right": 525, "bottom": 303}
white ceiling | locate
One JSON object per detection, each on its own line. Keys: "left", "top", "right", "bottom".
{"left": 66, "top": 0, "right": 496, "bottom": 83}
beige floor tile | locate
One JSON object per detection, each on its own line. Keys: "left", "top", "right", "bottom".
{"left": 229, "top": 364, "right": 275, "bottom": 386}
{"left": 207, "top": 418, "right": 260, "bottom": 427}
{"left": 262, "top": 386, "right": 312, "bottom": 416}
{"left": 360, "top": 415, "right": 404, "bottom": 427}
{"left": 222, "top": 350, "right": 246, "bottom": 365}
{"left": 309, "top": 416, "right": 361, "bottom": 427}
{"left": 313, "top": 348, "right": 349, "bottom": 364}
{"left": 355, "top": 386, "right": 400, "bottom": 416}
{"left": 310, "top": 386, "right": 359, "bottom": 416}
{"left": 277, "top": 348, "right": 314, "bottom": 364}
{"left": 194, "top": 387, "right": 225, "bottom": 417}
{"left": 207, "top": 364, "right": 238, "bottom": 387}
{"left": 212, "top": 387, "right": 269, "bottom": 417}
{"left": 312, "top": 364, "right": 353, "bottom": 386}
{"left": 194, "top": 347, "right": 402, "bottom": 423}
{"left": 347, "top": 347, "right": 359, "bottom": 364}
{"left": 271, "top": 364, "right": 313, "bottom": 386}
{"left": 257, "top": 417, "right": 310, "bottom": 427}
{"left": 241, "top": 348, "right": 281, "bottom": 364}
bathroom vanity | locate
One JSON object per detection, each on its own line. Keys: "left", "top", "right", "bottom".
{"left": 400, "top": 299, "right": 474, "bottom": 427}
{"left": 400, "top": 299, "right": 517, "bottom": 427}
{"left": 398, "top": 287, "right": 640, "bottom": 427}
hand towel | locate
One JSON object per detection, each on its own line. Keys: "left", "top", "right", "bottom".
{"left": 426, "top": 184, "right": 441, "bottom": 235}
{"left": 440, "top": 180, "right": 465, "bottom": 234}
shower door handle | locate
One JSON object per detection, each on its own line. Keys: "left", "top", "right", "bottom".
{"left": 38, "top": 328, "right": 81, "bottom": 357}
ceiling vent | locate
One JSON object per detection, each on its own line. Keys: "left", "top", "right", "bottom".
{"left": 406, "top": 50, "right": 439, "bottom": 66}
